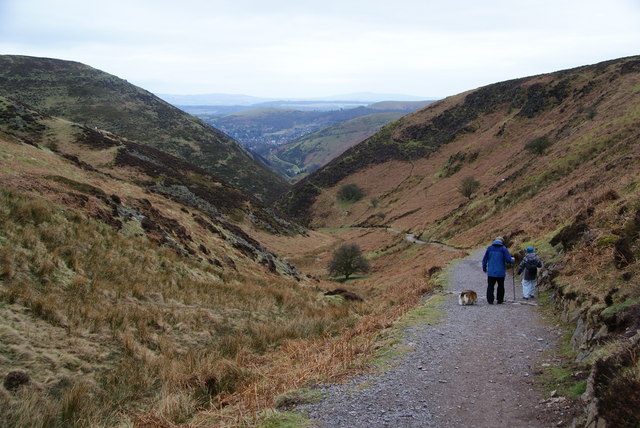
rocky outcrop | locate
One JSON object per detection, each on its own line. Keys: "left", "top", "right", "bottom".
{"left": 539, "top": 265, "right": 640, "bottom": 427}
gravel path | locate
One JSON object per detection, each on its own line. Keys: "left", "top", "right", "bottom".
{"left": 296, "top": 249, "right": 559, "bottom": 427}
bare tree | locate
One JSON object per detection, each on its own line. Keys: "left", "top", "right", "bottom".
{"left": 458, "top": 176, "right": 480, "bottom": 200}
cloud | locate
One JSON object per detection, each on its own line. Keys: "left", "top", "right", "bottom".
{"left": 1, "top": 0, "right": 639, "bottom": 97}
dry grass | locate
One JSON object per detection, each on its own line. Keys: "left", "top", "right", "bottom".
{"left": 0, "top": 187, "right": 368, "bottom": 426}
{"left": 0, "top": 186, "right": 455, "bottom": 427}
{"left": 193, "top": 275, "right": 436, "bottom": 427}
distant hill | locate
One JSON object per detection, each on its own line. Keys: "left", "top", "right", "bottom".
{"left": 313, "top": 92, "right": 432, "bottom": 102}
{"left": 0, "top": 55, "right": 288, "bottom": 201}
{"left": 159, "top": 91, "right": 432, "bottom": 106}
{"left": 367, "top": 100, "right": 435, "bottom": 110}
{"left": 159, "top": 93, "right": 278, "bottom": 106}
{"left": 177, "top": 100, "right": 372, "bottom": 113}
{"left": 269, "top": 112, "right": 405, "bottom": 180}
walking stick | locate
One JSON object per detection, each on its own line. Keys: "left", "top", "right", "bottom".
{"left": 512, "top": 264, "right": 516, "bottom": 301}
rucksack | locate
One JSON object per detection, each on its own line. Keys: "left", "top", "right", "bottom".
{"left": 524, "top": 258, "right": 538, "bottom": 276}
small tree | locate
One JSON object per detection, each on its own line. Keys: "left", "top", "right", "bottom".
{"left": 336, "top": 183, "right": 364, "bottom": 203}
{"left": 458, "top": 176, "right": 480, "bottom": 200}
{"left": 328, "top": 243, "right": 370, "bottom": 280}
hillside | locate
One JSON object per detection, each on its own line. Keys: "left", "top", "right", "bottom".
{"left": 278, "top": 55, "right": 640, "bottom": 426}
{"left": 0, "top": 94, "right": 354, "bottom": 426}
{"left": 0, "top": 95, "right": 302, "bottom": 269}
{"left": 279, "top": 56, "right": 640, "bottom": 227}
{"left": 269, "top": 112, "right": 405, "bottom": 180}
{"left": 0, "top": 55, "right": 288, "bottom": 201}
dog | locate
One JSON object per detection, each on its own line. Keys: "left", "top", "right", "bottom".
{"left": 458, "top": 290, "right": 478, "bottom": 306}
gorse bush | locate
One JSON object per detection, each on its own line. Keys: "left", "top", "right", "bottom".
{"left": 525, "top": 135, "right": 553, "bottom": 155}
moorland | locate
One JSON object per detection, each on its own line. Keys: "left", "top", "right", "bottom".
{"left": 0, "top": 54, "right": 639, "bottom": 427}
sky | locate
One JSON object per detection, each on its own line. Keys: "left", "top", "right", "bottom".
{"left": 1, "top": 0, "right": 640, "bottom": 99}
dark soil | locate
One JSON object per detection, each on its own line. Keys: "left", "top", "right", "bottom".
{"left": 296, "top": 249, "right": 582, "bottom": 427}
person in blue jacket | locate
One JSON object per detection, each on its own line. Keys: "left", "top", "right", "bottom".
{"left": 482, "top": 236, "right": 515, "bottom": 304}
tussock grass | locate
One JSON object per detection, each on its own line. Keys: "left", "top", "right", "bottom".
{"left": 186, "top": 272, "right": 437, "bottom": 427}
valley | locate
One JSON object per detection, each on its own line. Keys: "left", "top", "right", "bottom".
{"left": 1, "top": 54, "right": 639, "bottom": 427}
{"left": 180, "top": 100, "right": 432, "bottom": 181}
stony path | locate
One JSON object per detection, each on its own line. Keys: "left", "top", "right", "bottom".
{"left": 296, "top": 249, "right": 558, "bottom": 427}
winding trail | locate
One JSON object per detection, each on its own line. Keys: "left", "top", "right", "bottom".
{"left": 296, "top": 249, "right": 561, "bottom": 427}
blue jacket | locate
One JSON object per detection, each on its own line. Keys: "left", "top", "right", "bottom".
{"left": 482, "top": 241, "right": 515, "bottom": 278}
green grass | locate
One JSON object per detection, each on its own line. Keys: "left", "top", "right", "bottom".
{"left": 398, "top": 294, "right": 447, "bottom": 326}
{"left": 602, "top": 298, "right": 640, "bottom": 317}
{"left": 274, "top": 388, "right": 324, "bottom": 409}
{"left": 329, "top": 274, "right": 372, "bottom": 283}
{"left": 535, "top": 290, "right": 590, "bottom": 400}
{"left": 335, "top": 198, "right": 358, "bottom": 209}
{"left": 255, "top": 410, "right": 314, "bottom": 428}
{"left": 542, "top": 363, "right": 587, "bottom": 399}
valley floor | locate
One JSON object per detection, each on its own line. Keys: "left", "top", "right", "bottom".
{"left": 295, "top": 249, "right": 582, "bottom": 427}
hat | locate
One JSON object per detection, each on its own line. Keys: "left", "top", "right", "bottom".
{"left": 495, "top": 236, "right": 504, "bottom": 243}
{"left": 526, "top": 246, "right": 534, "bottom": 253}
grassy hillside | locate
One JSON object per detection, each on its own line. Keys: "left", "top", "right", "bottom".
{"left": 278, "top": 55, "right": 640, "bottom": 425}
{"left": 0, "top": 55, "right": 288, "bottom": 201}
{"left": 0, "top": 187, "right": 349, "bottom": 427}
{"left": 278, "top": 56, "right": 640, "bottom": 225}
{"left": 269, "top": 112, "right": 405, "bottom": 180}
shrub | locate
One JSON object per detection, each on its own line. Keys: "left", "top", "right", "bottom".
{"left": 328, "top": 244, "right": 370, "bottom": 280}
{"left": 336, "top": 183, "right": 364, "bottom": 203}
{"left": 525, "top": 135, "right": 553, "bottom": 155}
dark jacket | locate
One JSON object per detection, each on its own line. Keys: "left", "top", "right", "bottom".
{"left": 517, "top": 253, "right": 543, "bottom": 281}
{"left": 482, "top": 241, "right": 515, "bottom": 278}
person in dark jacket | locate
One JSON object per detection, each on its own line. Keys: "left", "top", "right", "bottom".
{"left": 517, "top": 246, "right": 543, "bottom": 299}
{"left": 482, "top": 236, "right": 515, "bottom": 304}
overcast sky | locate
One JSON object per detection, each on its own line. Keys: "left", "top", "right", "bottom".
{"left": 1, "top": 0, "right": 639, "bottom": 99}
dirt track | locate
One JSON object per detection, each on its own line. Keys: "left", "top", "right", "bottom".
{"left": 296, "top": 249, "right": 573, "bottom": 427}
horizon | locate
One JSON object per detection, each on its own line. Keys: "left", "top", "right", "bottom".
{"left": 155, "top": 91, "right": 437, "bottom": 105}
{"left": 1, "top": 1, "right": 640, "bottom": 99}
